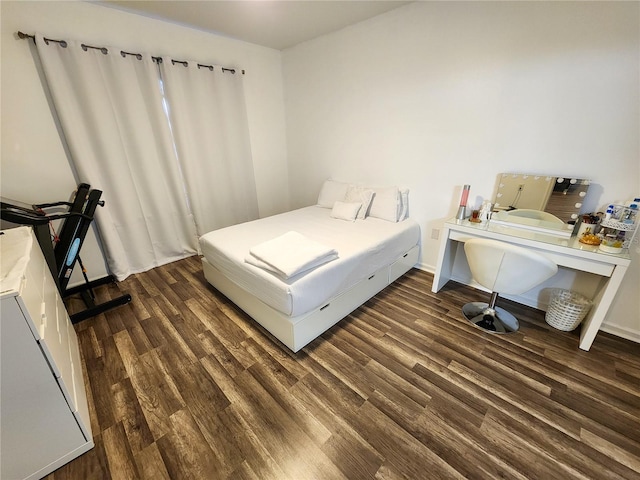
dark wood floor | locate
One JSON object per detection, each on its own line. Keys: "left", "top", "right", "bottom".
{"left": 49, "top": 255, "right": 640, "bottom": 479}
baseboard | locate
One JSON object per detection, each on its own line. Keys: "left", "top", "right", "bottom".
{"left": 599, "top": 323, "right": 640, "bottom": 344}
{"left": 417, "top": 262, "right": 434, "bottom": 274}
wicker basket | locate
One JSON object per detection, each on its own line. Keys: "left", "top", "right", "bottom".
{"left": 545, "top": 289, "right": 593, "bottom": 331}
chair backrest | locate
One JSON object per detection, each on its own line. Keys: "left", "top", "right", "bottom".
{"left": 464, "top": 238, "right": 558, "bottom": 295}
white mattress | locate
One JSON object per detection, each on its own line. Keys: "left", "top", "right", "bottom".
{"left": 199, "top": 206, "right": 420, "bottom": 317}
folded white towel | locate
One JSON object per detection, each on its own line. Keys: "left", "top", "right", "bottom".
{"left": 246, "top": 231, "right": 338, "bottom": 279}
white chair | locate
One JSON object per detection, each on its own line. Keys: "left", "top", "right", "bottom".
{"left": 462, "top": 238, "right": 558, "bottom": 333}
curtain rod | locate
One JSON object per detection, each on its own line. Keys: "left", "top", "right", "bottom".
{"left": 17, "top": 31, "right": 245, "bottom": 75}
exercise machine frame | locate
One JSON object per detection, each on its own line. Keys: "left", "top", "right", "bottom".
{"left": 1, "top": 183, "right": 131, "bottom": 323}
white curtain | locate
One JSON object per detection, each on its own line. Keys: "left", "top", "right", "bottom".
{"left": 159, "top": 59, "right": 259, "bottom": 235}
{"left": 36, "top": 34, "right": 199, "bottom": 280}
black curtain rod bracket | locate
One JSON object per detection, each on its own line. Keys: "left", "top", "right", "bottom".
{"left": 17, "top": 31, "right": 35, "bottom": 41}
{"left": 45, "top": 37, "right": 68, "bottom": 48}
{"left": 81, "top": 44, "right": 108, "bottom": 54}
{"left": 121, "top": 51, "right": 142, "bottom": 60}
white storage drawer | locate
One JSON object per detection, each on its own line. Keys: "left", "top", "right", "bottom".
{"left": 19, "top": 260, "right": 45, "bottom": 339}
{"left": 1, "top": 227, "right": 94, "bottom": 480}
{"left": 41, "top": 266, "right": 76, "bottom": 404}
{"left": 389, "top": 245, "right": 419, "bottom": 283}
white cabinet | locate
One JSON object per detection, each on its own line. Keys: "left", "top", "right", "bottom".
{"left": 1, "top": 227, "right": 93, "bottom": 480}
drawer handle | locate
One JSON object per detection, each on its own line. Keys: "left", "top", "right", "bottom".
{"left": 403, "top": 253, "right": 408, "bottom": 258}
{"left": 368, "top": 274, "right": 375, "bottom": 280}
{"left": 320, "top": 303, "right": 330, "bottom": 311}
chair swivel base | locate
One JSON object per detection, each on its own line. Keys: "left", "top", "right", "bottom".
{"left": 462, "top": 302, "right": 519, "bottom": 334}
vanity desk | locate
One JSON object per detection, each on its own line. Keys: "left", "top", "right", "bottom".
{"left": 432, "top": 217, "right": 631, "bottom": 351}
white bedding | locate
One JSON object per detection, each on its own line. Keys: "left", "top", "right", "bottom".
{"left": 199, "top": 206, "right": 421, "bottom": 317}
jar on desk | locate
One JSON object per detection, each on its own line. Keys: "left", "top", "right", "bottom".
{"left": 576, "top": 214, "right": 600, "bottom": 237}
{"left": 576, "top": 213, "right": 602, "bottom": 247}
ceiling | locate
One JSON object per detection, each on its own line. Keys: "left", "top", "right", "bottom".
{"left": 96, "top": 1, "right": 412, "bottom": 50}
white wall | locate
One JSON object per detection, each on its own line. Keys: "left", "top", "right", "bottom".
{"left": 1, "top": 0, "right": 290, "bottom": 281}
{"left": 283, "top": 2, "right": 640, "bottom": 339}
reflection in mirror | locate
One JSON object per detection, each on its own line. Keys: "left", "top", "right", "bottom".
{"left": 506, "top": 209, "right": 564, "bottom": 224}
{"left": 493, "top": 173, "right": 591, "bottom": 224}
{"left": 492, "top": 209, "right": 574, "bottom": 237}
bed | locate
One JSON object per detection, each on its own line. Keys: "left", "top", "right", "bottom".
{"left": 199, "top": 180, "right": 421, "bottom": 352}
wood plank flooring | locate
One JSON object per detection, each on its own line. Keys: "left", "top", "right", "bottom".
{"left": 49, "top": 255, "right": 640, "bottom": 479}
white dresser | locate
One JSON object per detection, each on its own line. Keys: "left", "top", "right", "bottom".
{"left": 1, "top": 227, "right": 93, "bottom": 480}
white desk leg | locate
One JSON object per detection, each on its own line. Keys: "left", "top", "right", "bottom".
{"left": 579, "top": 264, "right": 628, "bottom": 351}
{"left": 432, "top": 226, "right": 458, "bottom": 293}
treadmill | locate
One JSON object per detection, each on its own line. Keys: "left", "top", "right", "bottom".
{"left": 1, "top": 183, "right": 132, "bottom": 323}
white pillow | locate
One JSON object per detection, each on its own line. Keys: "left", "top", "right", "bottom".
{"left": 330, "top": 201, "right": 361, "bottom": 221}
{"left": 344, "top": 185, "right": 374, "bottom": 219}
{"left": 368, "top": 185, "right": 400, "bottom": 222}
{"left": 317, "top": 179, "right": 349, "bottom": 208}
{"left": 398, "top": 188, "right": 410, "bottom": 221}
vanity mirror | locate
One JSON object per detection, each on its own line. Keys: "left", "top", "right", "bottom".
{"left": 493, "top": 173, "right": 591, "bottom": 225}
